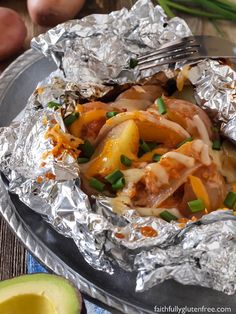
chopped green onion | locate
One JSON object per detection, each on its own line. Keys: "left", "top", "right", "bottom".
{"left": 160, "top": 210, "right": 178, "bottom": 222}
{"left": 89, "top": 177, "right": 105, "bottom": 192}
{"left": 112, "top": 177, "right": 125, "bottom": 191}
{"left": 77, "top": 157, "right": 89, "bottom": 164}
{"left": 64, "top": 112, "right": 80, "bottom": 126}
{"left": 120, "top": 154, "right": 132, "bottom": 167}
{"left": 212, "top": 139, "right": 221, "bottom": 150}
{"left": 211, "top": 125, "right": 220, "bottom": 133}
{"left": 79, "top": 140, "right": 95, "bottom": 158}
{"left": 152, "top": 154, "right": 162, "bottom": 162}
{"left": 156, "top": 97, "right": 167, "bottom": 115}
{"left": 140, "top": 139, "right": 151, "bottom": 153}
{"left": 47, "top": 101, "right": 61, "bottom": 109}
{"left": 106, "top": 111, "right": 118, "bottom": 119}
{"left": 188, "top": 199, "right": 205, "bottom": 213}
{"left": 147, "top": 142, "right": 157, "bottom": 150}
{"left": 105, "top": 169, "right": 124, "bottom": 184}
{"left": 224, "top": 191, "right": 236, "bottom": 208}
{"left": 129, "top": 58, "right": 138, "bottom": 69}
{"left": 138, "top": 147, "right": 145, "bottom": 158}
{"left": 177, "top": 137, "right": 193, "bottom": 148}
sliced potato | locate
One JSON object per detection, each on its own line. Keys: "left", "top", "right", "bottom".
{"left": 138, "top": 147, "right": 169, "bottom": 162}
{"left": 179, "top": 163, "right": 226, "bottom": 218}
{"left": 117, "top": 140, "right": 211, "bottom": 209}
{"left": 116, "top": 85, "right": 164, "bottom": 102}
{"left": 113, "top": 85, "right": 164, "bottom": 112}
{"left": 83, "top": 120, "right": 139, "bottom": 178}
{"left": 68, "top": 102, "right": 116, "bottom": 140}
{"left": 112, "top": 99, "right": 152, "bottom": 112}
{"left": 96, "top": 111, "right": 190, "bottom": 147}
{"left": 152, "top": 96, "right": 213, "bottom": 140}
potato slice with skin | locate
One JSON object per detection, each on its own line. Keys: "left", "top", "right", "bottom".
{"left": 110, "top": 194, "right": 182, "bottom": 218}
{"left": 83, "top": 120, "right": 139, "bottom": 178}
{"left": 95, "top": 111, "right": 190, "bottom": 148}
{"left": 68, "top": 101, "right": 118, "bottom": 140}
{"left": 149, "top": 96, "right": 213, "bottom": 140}
{"left": 117, "top": 140, "right": 210, "bottom": 209}
{"left": 112, "top": 99, "right": 152, "bottom": 112}
{"left": 179, "top": 163, "right": 226, "bottom": 218}
{"left": 113, "top": 85, "right": 164, "bottom": 112}
{"left": 138, "top": 147, "right": 169, "bottom": 162}
{"left": 76, "top": 102, "right": 114, "bottom": 113}
{"left": 116, "top": 85, "right": 164, "bottom": 102}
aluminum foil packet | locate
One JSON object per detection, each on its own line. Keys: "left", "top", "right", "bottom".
{"left": 1, "top": 0, "right": 236, "bottom": 296}
{"left": 31, "top": 0, "right": 191, "bottom": 88}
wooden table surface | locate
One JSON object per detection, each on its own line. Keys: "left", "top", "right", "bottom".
{"left": 0, "top": 0, "right": 236, "bottom": 282}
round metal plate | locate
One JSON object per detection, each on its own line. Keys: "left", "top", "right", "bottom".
{"left": 0, "top": 50, "right": 235, "bottom": 314}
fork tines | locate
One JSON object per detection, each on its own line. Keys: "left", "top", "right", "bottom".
{"left": 137, "top": 36, "right": 200, "bottom": 71}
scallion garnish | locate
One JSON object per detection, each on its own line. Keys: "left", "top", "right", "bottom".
{"left": 89, "top": 177, "right": 105, "bottom": 192}
{"left": 177, "top": 137, "right": 193, "bottom": 148}
{"left": 188, "top": 199, "right": 205, "bottom": 213}
{"left": 64, "top": 112, "right": 80, "bottom": 126}
{"left": 47, "top": 101, "right": 61, "bottom": 110}
{"left": 224, "top": 191, "right": 236, "bottom": 208}
{"left": 106, "top": 111, "right": 118, "bottom": 119}
{"left": 147, "top": 142, "right": 157, "bottom": 150}
{"left": 129, "top": 58, "right": 138, "bottom": 69}
{"left": 140, "top": 139, "right": 151, "bottom": 153}
{"left": 112, "top": 177, "right": 126, "bottom": 190}
{"left": 138, "top": 147, "right": 145, "bottom": 158}
{"left": 211, "top": 125, "right": 220, "bottom": 133}
{"left": 105, "top": 169, "right": 124, "bottom": 184}
{"left": 156, "top": 97, "right": 167, "bottom": 115}
{"left": 160, "top": 210, "right": 178, "bottom": 222}
{"left": 79, "top": 140, "right": 95, "bottom": 158}
{"left": 212, "top": 139, "right": 221, "bottom": 151}
{"left": 156, "top": 0, "right": 236, "bottom": 20}
{"left": 152, "top": 154, "right": 162, "bottom": 162}
{"left": 77, "top": 157, "right": 89, "bottom": 164}
{"left": 120, "top": 155, "right": 132, "bottom": 167}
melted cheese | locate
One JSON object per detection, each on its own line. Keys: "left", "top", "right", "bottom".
{"left": 45, "top": 124, "right": 83, "bottom": 158}
{"left": 193, "top": 115, "right": 211, "bottom": 145}
{"left": 163, "top": 152, "right": 195, "bottom": 168}
{"left": 159, "top": 117, "right": 190, "bottom": 138}
{"left": 136, "top": 206, "right": 182, "bottom": 218}
{"left": 123, "top": 169, "right": 144, "bottom": 184}
{"left": 146, "top": 163, "right": 169, "bottom": 185}
{"left": 192, "top": 139, "right": 204, "bottom": 153}
{"left": 200, "top": 144, "right": 211, "bottom": 166}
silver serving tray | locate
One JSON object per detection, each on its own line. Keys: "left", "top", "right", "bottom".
{"left": 0, "top": 50, "right": 235, "bottom": 314}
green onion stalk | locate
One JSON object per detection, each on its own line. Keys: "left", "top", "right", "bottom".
{"left": 156, "top": 0, "right": 236, "bottom": 20}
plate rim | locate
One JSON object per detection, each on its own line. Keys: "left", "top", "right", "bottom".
{"left": 0, "top": 50, "right": 147, "bottom": 314}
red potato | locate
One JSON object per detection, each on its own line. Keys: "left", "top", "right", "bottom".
{"left": 0, "top": 8, "right": 27, "bottom": 61}
{"left": 27, "top": 0, "right": 86, "bottom": 27}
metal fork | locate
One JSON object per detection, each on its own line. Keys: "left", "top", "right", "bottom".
{"left": 136, "top": 35, "right": 236, "bottom": 71}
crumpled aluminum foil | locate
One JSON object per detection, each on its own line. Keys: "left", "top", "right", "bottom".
{"left": 1, "top": 0, "right": 236, "bottom": 296}
{"left": 32, "top": 0, "right": 191, "bottom": 88}
{"left": 188, "top": 59, "right": 236, "bottom": 143}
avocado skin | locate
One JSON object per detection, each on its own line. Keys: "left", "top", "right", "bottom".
{"left": 0, "top": 273, "right": 83, "bottom": 314}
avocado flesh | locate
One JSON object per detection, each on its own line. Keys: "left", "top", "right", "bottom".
{"left": 0, "top": 274, "right": 81, "bottom": 314}
{"left": 1, "top": 294, "right": 55, "bottom": 314}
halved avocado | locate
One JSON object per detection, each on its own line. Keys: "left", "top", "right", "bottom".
{"left": 0, "top": 273, "right": 82, "bottom": 314}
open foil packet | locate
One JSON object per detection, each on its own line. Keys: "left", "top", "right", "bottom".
{"left": 1, "top": 0, "right": 236, "bottom": 295}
